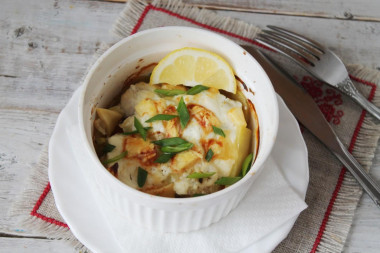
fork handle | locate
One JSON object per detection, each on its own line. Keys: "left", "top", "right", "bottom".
{"left": 333, "top": 137, "right": 380, "bottom": 208}
{"left": 352, "top": 90, "right": 380, "bottom": 121}
{"left": 339, "top": 78, "right": 380, "bottom": 121}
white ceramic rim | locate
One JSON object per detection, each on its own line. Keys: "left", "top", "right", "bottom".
{"left": 49, "top": 91, "right": 307, "bottom": 252}
{"left": 78, "top": 26, "right": 279, "bottom": 204}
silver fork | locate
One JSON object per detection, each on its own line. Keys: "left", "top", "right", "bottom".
{"left": 255, "top": 25, "right": 380, "bottom": 121}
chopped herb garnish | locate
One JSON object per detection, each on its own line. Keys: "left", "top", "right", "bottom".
{"left": 134, "top": 117, "right": 147, "bottom": 140}
{"left": 205, "top": 148, "right": 214, "bottom": 162}
{"left": 193, "top": 193, "right": 205, "bottom": 197}
{"left": 212, "top": 125, "right": 226, "bottom": 137}
{"left": 103, "top": 151, "right": 128, "bottom": 165}
{"left": 187, "top": 172, "right": 216, "bottom": 179}
{"left": 186, "top": 85, "right": 210, "bottom": 95}
{"left": 103, "top": 143, "right": 116, "bottom": 153}
{"left": 160, "top": 142, "right": 193, "bottom": 153}
{"left": 123, "top": 130, "right": 138, "bottom": 135}
{"left": 177, "top": 97, "right": 190, "bottom": 129}
{"left": 241, "top": 153, "right": 254, "bottom": 176}
{"left": 154, "top": 89, "right": 186, "bottom": 96}
{"left": 137, "top": 167, "right": 148, "bottom": 187}
{"left": 154, "top": 153, "right": 174, "bottom": 163}
{"left": 215, "top": 177, "right": 241, "bottom": 185}
{"left": 152, "top": 137, "right": 188, "bottom": 147}
{"left": 123, "top": 127, "right": 151, "bottom": 135}
{"left": 145, "top": 114, "right": 178, "bottom": 123}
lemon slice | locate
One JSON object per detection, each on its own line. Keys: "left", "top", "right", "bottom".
{"left": 150, "top": 47, "right": 236, "bottom": 94}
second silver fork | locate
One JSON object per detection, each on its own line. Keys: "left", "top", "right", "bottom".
{"left": 255, "top": 25, "right": 380, "bottom": 121}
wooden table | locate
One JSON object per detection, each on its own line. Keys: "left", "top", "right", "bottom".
{"left": 1, "top": 0, "right": 380, "bottom": 251}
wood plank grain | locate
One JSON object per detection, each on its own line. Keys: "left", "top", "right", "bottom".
{"left": 102, "top": 0, "right": 380, "bottom": 21}
{"left": 0, "top": 0, "right": 120, "bottom": 112}
{"left": 216, "top": 10, "right": 380, "bottom": 70}
{"left": 1, "top": 0, "right": 379, "bottom": 113}
{"left": 0, "top": 237, "right": 76, "bottom": 252}
{"left": 1, "top": 0, "right": 380, "bottom": 252}
{"left": 0, "top": 109, "right": 57, "bottom": 234}
{"left": 344, "top": 144, "right": 380, "bottom": 252}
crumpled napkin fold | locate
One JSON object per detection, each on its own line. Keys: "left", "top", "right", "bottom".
{"left": 105, "top": 157, "right": 307, "bottom": 253}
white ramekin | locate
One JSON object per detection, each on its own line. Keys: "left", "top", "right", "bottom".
{"left": 78, "top": 26, "right": 279, "bottom": 233}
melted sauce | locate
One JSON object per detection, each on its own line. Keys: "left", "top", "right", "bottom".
{"left": 235, "top": 75, "right": 248, "bottom": 91}
{"left": 187, "top": 104, "right": 218, "bottom": 133}
{"left": 123, "top": 136, "right": 158, "bottom": 167}
{"left": 123, "top": 63, "right": 157, "bottom": 88}
{"left": 200, "top": 139, "right": 223, "bottom": 157}
{"left": 94, "top": 67, "right": 261, "bottom": 197}
{"left": 108, "top": 163, "right": 119, "bottom": 177}
{"left": 247, "top": 99, "right": 260, "bottom": 161}
{"left": 163, "top": 105, "right": 176, "bottom": 114}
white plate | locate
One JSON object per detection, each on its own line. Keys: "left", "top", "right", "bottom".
{"left": 49, "top": 87, "right": 308, "bottom": 253}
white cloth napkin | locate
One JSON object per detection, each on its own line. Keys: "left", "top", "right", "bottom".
{"left": 66, "top": 87, "right": 307, "bottom": 253}
{"left": 104, "top": 157, "right": 307, "bottom": 253}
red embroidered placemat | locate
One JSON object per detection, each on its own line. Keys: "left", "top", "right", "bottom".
{"left": 11, "top": 0, "right": 380, "bottom": 252}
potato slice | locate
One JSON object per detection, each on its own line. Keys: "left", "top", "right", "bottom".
{"left": 94, "top": 118, "right": 106, "bottom": 136}
{"left": 96, "top": 108, "right": 123, "bottom": 136}
{"left": 227, "top": 107, "right": 246, "bottom": 127}
{"left": 222, "top": 89, "right": 250, "bottom": 123}
{"left": 135, "top": 98, "right": 158, "bottom": 118}
{"left": 229, "top": 127, "right": 252, "bottom": 177}
{"left": 144, "top": 183, "right": 175, "bottom": 198}
{"left": 119, "top": 116, "right": 134, "bottom": 133}
{"left": 171, "top": 150, "right": 202, "bottom": 173}
{"left": 109, "top": 104, "right": 124, "bottom": 115}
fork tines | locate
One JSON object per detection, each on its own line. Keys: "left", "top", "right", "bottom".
{"left": 256, "top": 26, "right": 325, "bottom": 67}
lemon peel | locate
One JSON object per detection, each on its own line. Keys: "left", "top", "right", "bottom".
{"left": 150, "top": 47, "right": 236, "bottom": 94}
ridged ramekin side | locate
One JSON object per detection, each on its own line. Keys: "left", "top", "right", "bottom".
{"left": 86, "top": 164, "right": 253, "bottom": 232}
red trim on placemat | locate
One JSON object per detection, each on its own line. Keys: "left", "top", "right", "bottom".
{"left": 131, "top": 4, "right": 152, "bottom": 34}
{"left": 310, "top": 77, "right": 377, "bottom": 253}
{"left": 131, "top": 4, "right": 271, "bottom": 50}
{"left": 131, "top": 5, "right": 379, "bottom": 251}
{"left": 350, "top": 74, "right": 377, "bottom": 101}
{"left": 31, "top": 182, "right": 69, "bottom": 228}
{"left": 34, "top": 4, "right": 378, "bottom": 247}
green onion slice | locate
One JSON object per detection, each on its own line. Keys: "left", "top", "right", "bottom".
{"left": 134, "top": 117, "right": 147, "bottom": 141}
{"left": 152, "top": 137, "right": 188, "bottom": 147}
{"left": 154, "top": 153, "right": 174, "bottom": 163}
{"left": 123, "top": 127, "right": 151, "bottom": 135}
{"left": 177, "top": 97, "right": 190, "bottom": 129}
{"left": 160, "top": 142, "right": 193, "bottom": 153}
{"left": 205, "top": 148, "right": 214, "bottom": 162}
{"left": 103, "top": 151, "right": 128, "bottom": 165}
{"left": 187, "top": 172, "right": 216, "bottom": 179}
{"left": 146, "top": 114, "right": 178, "bottom": 123}
{"left": 215, "top": 177, "right": 241, "bottom": 185}
{"left": 241, "top": 153, "right": 254, "bottom": 176}
{"left": 154, "top": 89, "right": 186, "bottom": 96}
{"left": 212, "top": 125, "right": 226, "bottom": 137}
{"left": 103, "top": 143, "right": 115, "bottom": 153}
{"left": 137, "top": 167, "right": 148, "bottom": 187}
{"left": 186, "top": 85, "right": 210, "bottom": 95}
